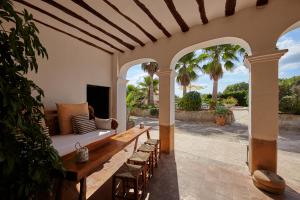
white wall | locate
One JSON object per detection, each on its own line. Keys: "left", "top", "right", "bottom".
{"left": 27, "top": 24, "right": 112, "bottom": 110}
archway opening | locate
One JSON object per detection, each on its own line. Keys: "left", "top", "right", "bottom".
{"left": 276, "top": 26, "right": 300, "bottom": 187}
{"left": 170, "top": 38, "right": 251, "bottom": 169}
{"left": 118, "top": 59, "right": 160, "bottom": 136}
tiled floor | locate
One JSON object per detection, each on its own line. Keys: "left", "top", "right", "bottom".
{"left": 83, "top": 113, "right": 300, "bottom": 200}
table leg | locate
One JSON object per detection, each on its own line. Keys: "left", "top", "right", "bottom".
{"left": 133, "top": 136, "right": 140, "bottom": 152}
{"left": 146, "top": 130, "right": 150, "bottom": 139}
{"left": 79, "top": 178, "right": 86, "bottom": 200}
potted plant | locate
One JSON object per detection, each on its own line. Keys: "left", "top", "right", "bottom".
{"left": 0, "top": 1, "right": 63, "bottom": 199}
{"left": 214, "top": 106, "right": 229, "bottom": 126}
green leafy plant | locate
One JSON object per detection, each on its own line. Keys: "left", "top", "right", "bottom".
{"left": 177, "top": 91, "right": 202, "bottom": 111}
{"left": 223, "top": 97, "right": 238, "bottom": 107}
{"left": 214, "top": 106, "right": 229, "bottom": 116}
{"left": 279, "top": 95, "right": 297, "bottom": 113}
{"left": 0, "top": 1, "right": 63, "bottom": 199}
{"left": 149, "top": 106, "right": 159, "bottom": 116}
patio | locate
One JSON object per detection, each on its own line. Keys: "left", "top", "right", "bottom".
{"left": 4, "top": 0, "right": 300, "bottom": 199}
{"left": 84, "top": 112, "right": 300, "bottom": 200}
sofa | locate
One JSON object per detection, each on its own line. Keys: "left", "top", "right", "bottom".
{"left": 45, "top": 106, "right": 118, "bottom": 157}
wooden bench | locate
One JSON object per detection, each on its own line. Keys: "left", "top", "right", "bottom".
{"left": 59, "top": 126, "right": 152, "bottom": 200}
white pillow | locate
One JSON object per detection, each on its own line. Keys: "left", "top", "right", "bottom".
{"left": 95, "top": 118, "right": 112, "bottom": 130}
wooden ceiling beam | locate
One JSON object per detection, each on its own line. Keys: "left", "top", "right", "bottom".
{"left": 256, "top": 0, "right": 269, "bottom": 6}
{"left": 103, "top": 0, "right": 157, "bottom": 42}
{"left": 14, "top": 0, "right": 124, "bottom": 53}
{"left": 41, "top": 0, "right": 135, "bottom": 50}
{"left": 133, "top": 0, "right": 171, "bottom": 38}
{"left": 225, "top": 0, "right": 236, "bottom": 16}
{"left": 16, "top": 12, "right": 113, "bottom": 54}
{"left": 72, "top": 0, "right": 145, "bottom": 46}
{"left": 163, "top": 0, "right": 189, "bottom": 32}
{"left": 195, "top": 0, "right": 208, "bottom": 24}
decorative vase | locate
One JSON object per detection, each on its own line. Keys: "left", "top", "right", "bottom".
{"left": 215, "top": 115, "right": 226, "bottom": 126}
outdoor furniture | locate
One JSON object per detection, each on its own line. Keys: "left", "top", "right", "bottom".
{"left": 252, "top": 170, "right": 286, "bottom": 194}
{"left": 137, "top": 144, "right": 156, "bottom": 176}
{"left": 127, "top": 152, "right": 151, "bottom": 189}
{"left": 112, "top": 163, "right": 144, "bottom": 200}
{"left": 145, "top": 138, "right": 160, "bottom": 163}
{"left": 59, "top": 126, "right": 152, "bottom": 200}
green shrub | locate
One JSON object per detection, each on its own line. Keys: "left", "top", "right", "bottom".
{"left": 201, "top": 94, "right": 212, "bottom": 104}
{"left": 150, "top": 106, "right": 159, "bottom": 116}
{"left": 215, "top": 106, "right": 229, "bottom": 116}
{"left": 220, "top": 91, "right": 248, "bottom": 106}
{"left": 223, "top": 97, "right": 238, "bottom": 106}
{"left": 177, "top": 91, "right": 202, "bottom": 111}
{"left": 279, "top": 95, "right": 297, "bottom": 113}
{"left": 223, "top": 82, "right": 248, "bottom": 94}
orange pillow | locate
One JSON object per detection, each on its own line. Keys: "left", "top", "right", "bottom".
{"left": 56, "top": 103, "right": 89, "bottom": 135}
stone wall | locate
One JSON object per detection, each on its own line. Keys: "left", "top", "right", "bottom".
{"left": 279, "top": 114, "right": 300, "bottom": 131}
{"left": 175, "top": 110, "right": 234, "bottom": 124}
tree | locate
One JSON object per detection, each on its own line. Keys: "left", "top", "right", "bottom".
{"left": 199, "top": 44, "right": 245, "bottom": 102}
{"left": 0, "top": 1, "right": 63, "bottom": 199}
{"left": 175, "top": 52, "right": 200, "bottom": 96}
{"left": 141, "top": 62, "right": 159, "bottom": 105}
{"left": 138, "top": 76, "right": 159, "bottom": 104}
{"left": 223, "top": 82, "right": 249, "bottom": 94}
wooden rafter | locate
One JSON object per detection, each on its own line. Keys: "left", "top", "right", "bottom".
{"left": 14, "top": 0, "right": 124, "bottom": 53}
{"left": 103, "top": 0, "right": 157, "bottom": 42}
{"left": 133, "top": 0, "right": 171, "bottom": 38}
{"left": 163, "top": 0, "right": 189, "bottom": 32}
{"left": 225, "top": 0, "right": 236, "bottom": 16}
{"left": 195, "top": 0, "right": 208, "bottom": 24}
{"left": 16, "top": 12, "right": 113, "bottom": 54}
{"left": 41, "top": 0, "right": 135, "bottom": 50}
{"left": 71, "top": 0, "right": 145, "bottom": 46}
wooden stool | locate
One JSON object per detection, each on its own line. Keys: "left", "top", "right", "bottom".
{"left": 137, "top": 144, "right": 155, "bottom": 177}
{"left": 127, "top": 152, "right": 151, "bottom": 190}
{"left": 145, "top": 139, "right": 160, "bottom": 166}
{"left": 112, "top": 163, "right": 144, "bottom": 200}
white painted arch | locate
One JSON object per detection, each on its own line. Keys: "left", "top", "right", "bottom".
{"left": 278, "top": 20, "right": 300, "bottom": 39}
{"left": 119, "top": 58, "right": 157, "bottom": 79}
{"left": 170, "top": 37, "right": 252, "bottom": 69}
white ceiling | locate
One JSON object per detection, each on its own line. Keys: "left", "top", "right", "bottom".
{"left": 13, "top": 0, "right": 258, "bottom": 54}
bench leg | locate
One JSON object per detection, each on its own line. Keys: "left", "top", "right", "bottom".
{"left": 79, "top": 178, "right": 86, "bottom": 200}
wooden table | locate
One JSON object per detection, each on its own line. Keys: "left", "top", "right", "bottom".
{"left": 61, "top": 126, "right": 152, "bottom": 200}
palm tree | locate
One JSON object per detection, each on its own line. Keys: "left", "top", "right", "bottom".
{"left": 138, "top": 76, "right": 159, "bottom": 105}
{"left": 199, "top": 44, "right": 245, "bottom": 102}
{"left": 141, "top": 62, "right": 159, "bottom": 105}
{"left": 175, "top": 52, "right": 200, "bottom": 96}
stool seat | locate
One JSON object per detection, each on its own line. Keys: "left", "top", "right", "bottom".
{"left": 138, "top": 144, "right": 155, "bottom": 152}
{"left": 129, "top": 152, "right": 150, "bottom": 163}
{"left": 252, "top": 170, "right": 286, "bottom": 194}
{"left": 145, "top": 139, "right": 159, "bottom": 146}
{"left": 115, "top": 163, "right": 142, "bottom": 179}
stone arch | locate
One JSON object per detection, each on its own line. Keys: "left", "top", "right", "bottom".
{"left": 170, "top": 37, "right": 252, "bottom": 69}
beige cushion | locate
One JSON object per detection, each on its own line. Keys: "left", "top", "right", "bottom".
{"left": 95, "top": 117, "right": 112, "bottom": 130}
{"left": 56, "top": 103, "right": 89, "bottom": 135}
{"left": 252, "top": 170, "right": 285, "bottom": 194}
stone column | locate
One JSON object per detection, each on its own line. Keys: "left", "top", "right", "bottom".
{"left": 157, "top": 69, "right": 176, "bottom": 154}
{"left": 245, "top": 50, "right": 287, "bottom": 174}
{"left": 116, "top": 77, "right": 128, "bottom": 132}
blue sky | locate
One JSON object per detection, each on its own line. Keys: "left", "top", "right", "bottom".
{"left": 127, "top": 28, "right": 300, "bottom": 96}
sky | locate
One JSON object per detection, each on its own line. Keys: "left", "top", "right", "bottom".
{"left": 127, "top": 28, "right": 300, "bottom": 97}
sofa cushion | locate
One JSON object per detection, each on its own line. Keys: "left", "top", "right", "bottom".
{"left": 51, "top": 129, "right": 115, "bottom": 156}
{"left": 95, "top": 117, "right": 112, "bottom": 130}
{"left": 73, "top": 114, "right": 97, "bottom": 134}
{"left": 56, "top": 103, "right": 89, "bottom": 135}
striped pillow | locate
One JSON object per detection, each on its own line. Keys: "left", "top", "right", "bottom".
{"left": 72, "top": 114, "right": 97, "bottom": 134}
